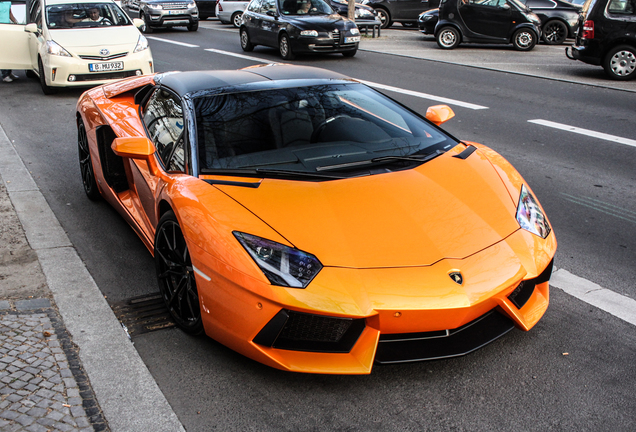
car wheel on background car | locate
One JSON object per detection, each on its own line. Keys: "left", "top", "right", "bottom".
{"left": 603, "top": 45, "right": 636, "bottom": 80}
{"left": 279, "top": 33, "right": 295, "bottom": 60}
{"left": 140, "top": 12, "right": 153, "bottom": 33}
{"left": 155, "top": 210, "right": 204, "bottom": 335}
{"left": 542, "top": 20, "right": 567, "bottom": 45}
{"left": 375, "top": 8, "right": 391, "bottom": 29}
{"left": 188, "top": 21, "right": 198, "bottom": 31}
{"left": 436, "top": 26, "right": 460, "bottom": 49}
{"left": 231, "top": 11, "right": 243, "bottom": 28}
{"left": 37, "top": 57, "right": 56, "bottom": 95}
{"left": 77, "top": 118, "right": 100, "bottom": 201}
{"left": 240, "top": 28, "right": 254, "bottom": 51}
{"left": 512, "top": 28, "right": 537, "bottom": 51}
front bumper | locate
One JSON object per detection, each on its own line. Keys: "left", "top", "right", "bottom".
{"left": 291, "top": 35, "right": 359, "bottom": 54}
{"left": 41, "top": 49, "right": 154, "bottom": 88}
{"left": 192, "top": 227, "right": 556, "bottom": 374}
{"left": 145, "top": 8, "right": 199, "bottom": 27}
{"left": 566, "top": 44, "right": 602, "bottom": 66}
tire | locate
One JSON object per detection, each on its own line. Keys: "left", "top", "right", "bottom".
{"left": 279, "top": 33, "right": 295, "bottom": 60}
{"left": 512, "top": 28, "right": 537, "bottom": 51}
{"left": 603, "top": 45, "right": 636, "bottom": 80}
{"left": 342, "top": 49, "right": 357, "bottom": 57}
{"left": 37, "top": 57, "right": 56, "bottom": 95}
{"left": 436, "top": 26, "right": 460, "bottom": 50}
{"left": 155, "top": 211, "right": 204, "bottom": 335}
{"left": 188, "top": 21, "right": 198, "bottom": 31}
{"left": 376, "top": 8, "right": 391, "bottom": 29}
{"left": 542, "top": 20, "right": 567, "bottom": 45}
{"left": 240, "top": 28, "right": 254, "bottom": 52}
{"left": 77, "top": 118, "right": 100, "bottom": 201}
{"left": 401, "top": 22, "right": 415, "bottom": 28}
{"left": 141, "top": 12, "right": 153, "bottom": 33}
{"left": 231, "top": 11, "right": 243, "bottom": 28}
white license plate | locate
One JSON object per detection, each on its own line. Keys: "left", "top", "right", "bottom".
{"left": 89, "top": 62, "right": 124, "bottom": 72}
{"left": 345, "top": 36, "right": 360, "bottom": 43}
{"left": 168, "top": 10, "right": 182, "bottom": 14}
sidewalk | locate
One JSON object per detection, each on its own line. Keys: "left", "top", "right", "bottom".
{"left": 0, "top": 126, "right": 185, "bottom": 431}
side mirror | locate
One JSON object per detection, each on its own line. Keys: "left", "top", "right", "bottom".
{"left": 112, "top": 137, "right": 156, "bottom": 159}
{"left": 132, "top": 18, "right": 145, "bottom": 29}
{"left": 502, "top": 3, "right": 510, "bottom": 9}
{"left": 24, "top": 23, "right": 38, "bottom": 33}
{"left": 266, "top": 10, "right": 277, "bottom": 17}
{"left": 425, "top": 105, "right": 455, "bottom": 126}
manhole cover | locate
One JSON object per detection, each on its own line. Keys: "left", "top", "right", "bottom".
{"left": 111, "top": 293, "right": 175, "bottom": 336}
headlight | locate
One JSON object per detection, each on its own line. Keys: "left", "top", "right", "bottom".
{"left": 349, "top": 27, "right": 360, "bottom": 35}
{"left": 45, "top": 41, "right": 72, "bottom": 57}
{"left": 234, "top": 232, "right": 322, "bottom": 288}
{"left": 516, "top": 185, "right": 551, "bottom": 239}
{"left": 134, "top": 35, "right": 149, "bottom": 53}
{"left": 188, "top": 1, "right": 196, "bottom": 8}
{"left": 148, "top": 3, "right": 162, "bottom": 9}
{"left": 300, "top": 30, "right": 318, "bottom": 37}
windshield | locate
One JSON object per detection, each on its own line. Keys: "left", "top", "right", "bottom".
{"left": 278, "top": 0, "right": 333, "bottom": 15}
{"left": 194, "top": 83, "right": 458, "bottom": 178}
{"left": 46, "top": 3, "right": 131, "bottom": 29}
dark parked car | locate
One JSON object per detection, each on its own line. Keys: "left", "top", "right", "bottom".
{"left": 240, "top": 0, "right": 360, "bottom": 59}
{"left": 196, "top": 0, "right": 218, "bottom": 19}
{"left": 518, "top": 0, "right": 581, "bottom": 44}
{"left": 328, "top": 0, "right": 379, "bottom": 24}
{"left": 566, "top": 0, "right": 636, "bottom": 80}
{"left": 360, "top": 0, "right": 439, "bottom": 28}
{"left": 435, "top": 0, "right": 542, "bottom": 51}
{"left": 417, "top": 7, "right": 438, "bottom": 34}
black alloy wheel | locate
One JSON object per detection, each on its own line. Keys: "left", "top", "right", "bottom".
{"left": 141, "top": 12, "right": 153, "bottom": 33}
{"left": 77, "top": 118, "right": 100, "bottom": 200}
{"left": 603, "top": 45, "right": 636, "bottom": 81}
{"left": 436, "top": 26, "right": 460, "bottom": 49}
{"left": 542, "top": 20, "right": 567, "bottom": 45}
{"left": 240, "top": 28, "right": 254, "bottom": 51}
{"left": 279, "top": 33, "right": 295, "bottom": 60}
{"left": 231, "top": 11, "right": 243, "bottom": 28}
{"left": 155, "top": 211, "right": 204, "bottom": 335}
{"left": 38, "top": 57, "right": 56, "bottom": 95}
{"left": 512, "top": 28, "right": 537, "bottom": 51}
{"left": 375, "top": 8, "right": 391, "bottom": 29}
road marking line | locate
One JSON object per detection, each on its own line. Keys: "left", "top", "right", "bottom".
{"left": 529, "top": 119, "right": 636, "bottom": 148}
{"left": 204, "top": 48, "right": 275, "bottom": 63}
{"left": 551, "top": 269, "right": 636, "bottom": 327}
{"left": 359, "top": 80, "right": 489, "bottom": 110}
{"left": 561, "top": 193, "right": 636, "bottom": 224}
{"left": 146, "top": 36, "right": 200, "bottom": 48}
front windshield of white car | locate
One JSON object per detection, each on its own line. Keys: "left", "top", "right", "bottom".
{"left": 279, "top": 0, "right": 333, "bottom": 15}
{"left": 195, "top": 83, "right": 458, "bottom": 178}
{"left": 46, "top": 3, "right": 131, "bottom": 29}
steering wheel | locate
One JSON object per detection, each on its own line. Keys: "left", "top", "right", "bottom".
{"left": 310, "top": 115, "right": 350, "bottom": 143}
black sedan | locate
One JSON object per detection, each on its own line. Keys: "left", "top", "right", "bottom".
{"left": 517, "top": 0, "right": 581, "bottom": 45}
{"left": 240, "top": 0, "right": 360, "bottom": 59}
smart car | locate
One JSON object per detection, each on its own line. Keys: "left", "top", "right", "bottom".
{"left": 0, "top": 0, "right": 153, "bottom": 94}
{"left": 76, "top": 64, "right": 556, "bottom": 374}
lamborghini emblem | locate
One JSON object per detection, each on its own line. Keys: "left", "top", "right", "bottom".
{"left": 449, "top": 272, "right": 463, "bottom": 285}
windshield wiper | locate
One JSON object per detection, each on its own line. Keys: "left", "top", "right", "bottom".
{"left": 316, "top": 150, "right": 444, "bottom": 172}
{"left": 255, "top": 168, "right": 345, "bottom": 180}
{"left": 200, "top": 167, "right": 344, "bottom": 180}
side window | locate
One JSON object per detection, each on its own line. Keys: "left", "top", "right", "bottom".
{"left": 260, "top": 0, "right": 276, "bottom": 14}
{"left": 0, "top": 0, "right": 27, "bottom": 24}
{"left": 607, "top": 0, "right": 635, "bottom": 14}
{"left": 143, "top": 89, "right": 186, "bottom": 171}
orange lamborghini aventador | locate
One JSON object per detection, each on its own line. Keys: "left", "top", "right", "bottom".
{"left": 76, "top": 64, "right": 556, "bottom": 374}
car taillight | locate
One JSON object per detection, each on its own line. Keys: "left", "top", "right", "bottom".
{"left": 582, "top": 20, "right": 594, "bottom": 39}
{"left": 218, "top": 1, "right": 223, "bottom": 11}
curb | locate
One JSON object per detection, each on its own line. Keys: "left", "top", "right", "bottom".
{"left": 0, "top": 124, "right": 185, "bottom": 432}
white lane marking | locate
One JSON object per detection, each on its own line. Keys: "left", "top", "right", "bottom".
{"left": 358, "top": 80, "right": 489, "bottom": 110}
{"left": 204, "top": 48, "right": 275, "bottom": 64}
{"left": 146, "top": 36, "right": 200, "bottom": 48}
{"left": 551, "top": 269, "right": 636, "bottom": 327}
{"left": 529, "top": 119, "right": 636, "bottom": 148}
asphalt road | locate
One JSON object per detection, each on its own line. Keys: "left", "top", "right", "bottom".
{"left": 0, "top": 19, "right": 634, "bottom": 431}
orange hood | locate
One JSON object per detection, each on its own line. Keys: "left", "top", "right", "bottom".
{"left": 216, "top": 149, "right": 520, "bottom": 268}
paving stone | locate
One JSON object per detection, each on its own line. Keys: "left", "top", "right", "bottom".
{"left": 15, "top": 413, "right": 35, "bottom": 426}
{"left": 45, "top": 409, "right": 64, "bottom": 421}
{"left": 25, "top": 422, "right": 49, "bottom": 432}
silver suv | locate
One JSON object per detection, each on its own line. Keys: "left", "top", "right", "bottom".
{"left": 125, "top": 0, "right": 200, "bottom": 31}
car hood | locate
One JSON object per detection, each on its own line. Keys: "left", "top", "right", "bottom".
{"left": 49, "top": 26, "right": 141, "bottom": 51}
{"left": 216, "top": 147, "right": 520, "bottom": 268}
{"left": 285, "top": 14, "right": 348, "bottom": 29}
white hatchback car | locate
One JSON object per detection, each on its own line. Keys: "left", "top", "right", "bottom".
{"left": 0, "top": 0, "right": 153, "bottom": 94}
{"left": 216, "top": 0, "right": 248, "bottom": 28}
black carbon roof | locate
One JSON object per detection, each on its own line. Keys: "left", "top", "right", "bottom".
{"left": 155, "top": 64, "right": 351, "bottom": 97}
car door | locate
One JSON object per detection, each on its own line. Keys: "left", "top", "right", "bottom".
{"left": 259, "top": 0, "right": 279, "bottom": 47}
{"left": 0, "top": 0, "right": 32, "bottom": 70}
{"left": 135, "top": 87, "right": 188, "bottom": 234}
{"left": 458, "top": 0, "right": 514, "bottom": 39}
{"left": 393, "top": 0, "right": 430, "bottom": 20}
{"left": 243, "top": 0, "right": 263, "bottom": 42}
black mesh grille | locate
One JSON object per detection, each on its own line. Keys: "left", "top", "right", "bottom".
{"left": 71, "top": 70, "right": 139, "bottom": 82}
{"left": 278, "top": 312, "right": 352, "bottom": 342}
